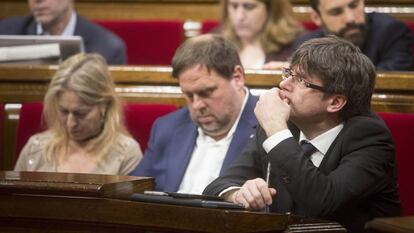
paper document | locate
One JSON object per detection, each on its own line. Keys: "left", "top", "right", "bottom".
{"left": 0, "top": 43, "right": 60, "bottom": 62}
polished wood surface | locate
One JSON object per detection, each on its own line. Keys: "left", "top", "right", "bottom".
{"left": 0, "top": 171, "right": 154, "bottom": 198}
{"left": 365, "top": 216, "right": 414, "bottom": 233}
{"left": 0, "top": 65, "right": 413, "bottom": 170}
{"left": 0, "top": 171, "right": 343, "bottom": 233}
{"left": 1, "top": 0, "right": 414, "bottom": 21}
{"left": 0, "top": 194, "right": 333, "bottom": 233}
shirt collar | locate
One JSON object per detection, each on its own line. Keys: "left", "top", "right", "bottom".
{"left": 37, "top": 11, "right": 77, "bottom": 36}
{"left": 299, "top": 123, "right": 344, "bottom": 155}
{"left": 198, "top": 87, "right": 249, "bottom": 142}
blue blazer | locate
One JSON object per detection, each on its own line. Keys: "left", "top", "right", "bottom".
{"left": 294, "top": 12, "right": 414, "bottom": 71}
{"left": 0, "top": 14, "right": 126, "bottom": 64}
{"left": 131, "top": 93, "right": 258, "bottom": 192}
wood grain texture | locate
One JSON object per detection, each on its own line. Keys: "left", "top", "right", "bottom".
{"left": 1, "top": 0, "right": 414, "bottom": 21}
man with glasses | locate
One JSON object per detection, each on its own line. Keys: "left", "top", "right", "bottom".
{"left": 204, "top": 36, "right": 401, "bottom": 233}
{"left": 294, "top": 0, "right": 413, "bottom": 71}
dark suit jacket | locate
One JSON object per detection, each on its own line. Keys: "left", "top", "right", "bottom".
{"left": 204, "top": 113, "right": 401, "bottom": 233}
{"left": 0, "top": 14, "right": 126, "bottom": 64}
{"left": 294, "top": 12, "right": 414, "bottom": 71}
{"left": 130, "top": 93, "right": 258, "bottom": 192}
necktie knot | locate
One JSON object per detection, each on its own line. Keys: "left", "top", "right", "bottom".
{"left": 300, "top": 141, "right": 317, "bottom": 158}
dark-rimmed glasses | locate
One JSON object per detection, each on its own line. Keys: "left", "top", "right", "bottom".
{"left": 282, "top": 68, "right": 327, "bottom": 92}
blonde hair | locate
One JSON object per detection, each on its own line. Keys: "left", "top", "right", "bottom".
{"left": 43, "top": 53, "right": 126, "bottom": 164}
{"left": 220, "top": 0, "right": 302, "bottom": 53}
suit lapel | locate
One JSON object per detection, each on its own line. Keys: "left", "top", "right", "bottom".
{"left": 318, "top": 123, "right": 347, "bottom": 174}
{"left": 25, "top": 16, "right": 37, "bottom": 35}
{"left": 73, "top": 15, "right": 91, "bottom": 52}
{"left": 220, "top": 93, "right": 258, "bottom": 174}
{"left": 165, "top": 120, "right": 198, "bottom": 192}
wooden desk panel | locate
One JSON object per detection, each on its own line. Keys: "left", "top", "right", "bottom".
{"left": 2, "top": 0, "right": 414, "bottom": 21}
{"left": 366, "top": 216, "right": 414, "bottom": 233}
{"left": 0, "top": 171, "right": 154, "bottom": 198}
{"left": 0, "top": 193, "right": 339, "bottom": 233}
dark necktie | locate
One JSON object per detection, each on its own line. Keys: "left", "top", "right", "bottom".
{"left": 300, "top": 141, "right": 317, "bottom": 158}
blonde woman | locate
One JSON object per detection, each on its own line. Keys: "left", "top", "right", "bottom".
{"left": 220, "top": 0, "right": 302, "bottom": 69}
{"left": 15, "top": 53, "right": 142, "bottom": 175}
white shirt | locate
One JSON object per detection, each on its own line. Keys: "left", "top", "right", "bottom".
{"left": 177, "top": 88, "right": 249, "bottom": 194}
{"left": 263, "top": 123, "right": 344, "bottom": 167}
{"left": 37, "top": 11, "right": 77, "bottom": 36}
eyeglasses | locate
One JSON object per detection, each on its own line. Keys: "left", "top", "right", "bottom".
{"left": 282, "top": 68, "right": 327, "bottom": 92}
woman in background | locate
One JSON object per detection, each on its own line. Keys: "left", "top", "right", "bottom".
{"left": 15, "top": 53, "right": 142, "bottom": 175}
{"left": 220, "top": 0, "right": 302, "bottom": 69}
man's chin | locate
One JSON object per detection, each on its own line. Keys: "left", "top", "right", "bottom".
{"left": 199, "top": 123, "right": 223, "bottom": 134}
{"left": 34, "top": 16, "right": 53, "bottom": 26}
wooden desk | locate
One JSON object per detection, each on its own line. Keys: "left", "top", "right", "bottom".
{"left": 0, "top": 171, "right": 345, "bottom": 233}
{"left": 366, "top": 216, "right": 414, "bottom": 233}
{"left": 0, "top": 170, "right": 154, "bottom": 198}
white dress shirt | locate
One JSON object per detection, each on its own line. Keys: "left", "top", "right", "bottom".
{"left": 263, "top": 123, "right": 344, "bottom": 167}
{"left": 177, "top": 88, "right": 249, "bottom": 194}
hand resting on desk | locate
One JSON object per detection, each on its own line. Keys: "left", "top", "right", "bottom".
{"left": 224, "top": 178, "right": 276, "bottom": 210}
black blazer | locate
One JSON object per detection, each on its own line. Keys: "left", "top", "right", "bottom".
{"left": 204, "top": 113, "right": 401, "bottom": 233}
{"left": 0, "top": 14, "right": 126, "bottom": 64}
{"left": 294, "top": 12, "right": 414, "bottom": 71}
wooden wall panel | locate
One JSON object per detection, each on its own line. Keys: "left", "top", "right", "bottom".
{"left": 1, "top": 0, "right": 414, "bottom": 21}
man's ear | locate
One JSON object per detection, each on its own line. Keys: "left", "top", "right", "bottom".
{"left": 310, "top": 9, "right": 322, "bottom": 27}
{"left": 232, "top": 65, "right": 245, "bottom": 88}
{"left": 327, "top": 94, "right": 347, "bottom": 113}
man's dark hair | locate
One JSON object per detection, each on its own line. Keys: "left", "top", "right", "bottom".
{"left": 171, "top": 34, "right": 243, "bottom": 80}
{"left": 309, "top": 0, "right": 320, "bottom": 13}
{"left": 290, "top": 36, "right": 376, "bottom": 120}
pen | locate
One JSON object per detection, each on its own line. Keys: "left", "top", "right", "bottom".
{"left": 264, "top": 161, "right": 271, "bottom": 213}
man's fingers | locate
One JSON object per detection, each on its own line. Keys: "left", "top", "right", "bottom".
{"left": 235, "top": 178, "right": 276, "bottom": 210}
{"left": 234, "top": 190, "right": 250, "bottom": 209}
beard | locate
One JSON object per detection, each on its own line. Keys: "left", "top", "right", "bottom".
{"left": 322, "top": 22, "right": 368, "bottom": 47}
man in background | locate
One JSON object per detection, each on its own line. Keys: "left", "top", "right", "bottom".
{"left": 0, "top": 0, "right": 126, "bottom": 64}
{"left": 294, "top": 0, "right": 413, "bottom": 71}
{"left": 130, "top": 34, "right": 258, "bottom": 194}
{"left": 204, "top": 36, "right": 401, "bottom": 232}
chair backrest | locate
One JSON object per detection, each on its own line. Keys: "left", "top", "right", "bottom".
{"left": 15, "top": 102, "right": 45, "bottom": 162}
{"left": 123, "top": 103, "right": 177, "bottom": 152}
{"left": 378, "top": 112, "right": 414, "bottom": 216}
{"left": 15, "top": 103, "right": 178, "bottom": 163}
{"left": 201, "top": 20, "right": 219, "bottom": 34}
{"left": 95, "top": 20, "right": 184, "bottom": 65}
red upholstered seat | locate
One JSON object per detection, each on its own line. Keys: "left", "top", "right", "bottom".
{"left": 201, "top": 20, "right": 219, "bottom": 34}
{"left": 123, "top": 103, "right": 177, "bottom": 152}
{"left": 95, "top": 20, "right": 184, "bottom": 65}
{"left": 378, "top": 112, "right": 414, "bottom": 216}
{"left": 15, "top": 102, "right": 45, "bottom": 164}
{"left": 15, "top": 103, "right": 178, "bottom": 164}
{"left": 301, "top": 21, "right": 319, "bottom": 31}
